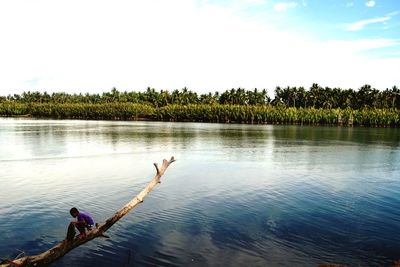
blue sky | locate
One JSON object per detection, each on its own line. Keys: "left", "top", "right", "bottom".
{"left": 209, "top": 0, "right": 400, "bottom": 54}
{"left": 0, "top": 0, "right": 399, "bottom": 96}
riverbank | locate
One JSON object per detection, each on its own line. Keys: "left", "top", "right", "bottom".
{"left": 1, "top": 102, "right": 399, "bottom": 127}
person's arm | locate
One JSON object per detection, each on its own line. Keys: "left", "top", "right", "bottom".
{"left": 71, "top": 220, "right": 87, "bottom": 226}
{"left": 71, "top": 215, "right": 88, "bottom": 226}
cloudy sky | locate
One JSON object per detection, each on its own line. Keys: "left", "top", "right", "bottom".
{"left": 0, "top": 0, "right": 399, "bottom": 96}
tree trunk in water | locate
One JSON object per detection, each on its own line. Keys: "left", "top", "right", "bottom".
{"left": 1, "top": 157, "right": 175, "bottom": 267}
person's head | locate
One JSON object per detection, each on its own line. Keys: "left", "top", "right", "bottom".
{"left": 70, "top": 207, "right": 79, "bottom": 218}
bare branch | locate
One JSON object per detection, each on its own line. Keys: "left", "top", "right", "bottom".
{"left": 153, "top": 163, "right": 160, "bottom": 175}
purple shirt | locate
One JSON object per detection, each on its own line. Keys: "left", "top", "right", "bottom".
{"left": 77, "top": 211, "right": 94, "bottom": 226}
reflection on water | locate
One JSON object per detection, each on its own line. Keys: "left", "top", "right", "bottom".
{"left": 0, "top": 118, "right": 399, "bottom": 266}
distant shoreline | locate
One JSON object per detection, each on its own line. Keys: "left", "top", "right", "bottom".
{"left": 1, "top": 102, "right": 399, "bottom": 127}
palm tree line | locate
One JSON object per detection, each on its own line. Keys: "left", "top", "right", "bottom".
{"left": 1, "top": 84, "right": 399, "bottom": 109}
{"left": 1, "top": 84, "right": 399, "bottom": 127}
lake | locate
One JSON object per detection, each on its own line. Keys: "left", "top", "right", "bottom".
{"left": 0, "top": 118, "right": 399, "bottom": 266}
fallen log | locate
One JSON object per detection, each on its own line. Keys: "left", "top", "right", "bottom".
{"left": 0, "top": 157, "right": 176, "bottom": 267}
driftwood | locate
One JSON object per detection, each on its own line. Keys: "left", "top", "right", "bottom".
{"left": 1, "top": 157, "right": 175, "bottom": 267}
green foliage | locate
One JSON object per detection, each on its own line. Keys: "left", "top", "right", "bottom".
{"left": 0, "top": 102, "right": 29, "bottom": 116}
{"left": 2, "top": 85, "right": 400, "bottom": 109}
{"left": 274, "top": 84, "right": 400, "bottom": 109}
{"left": 2, "top": 102, "right": 397, "bottom": 127}
{"left": 0, "top": 103, "right": 155, "bottom": 120}
{"left": 1, "top": 85, "right": 399, "bottom": 127}
{"left": 1, "top": 87, "right": 271, "bottom": 106}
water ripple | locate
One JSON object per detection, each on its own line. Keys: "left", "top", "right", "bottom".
{"left": 1, "top": 120, "right": 400, "bottom": 266}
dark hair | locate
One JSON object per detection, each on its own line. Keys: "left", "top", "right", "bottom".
{"left": 70, "top": 207, "right": 79, "bottom": 215}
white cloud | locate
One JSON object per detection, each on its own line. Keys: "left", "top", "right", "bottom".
{"left": 347, "top": 16, "right": 390, "bottom": 31}
{"left": 387, "top": 11, "right": 400, "bottom": 17}
{"left": 0, "top": 0, "right": 398, "bottom": 97}
{"left": 273, "top": 2, "right": 298, "bottom": 11}
{"left": 323, "top": 39, "right": 400, "bottom": 53}
{"left": 242, "top": 0, "right": 267, "bottom": 5}
{"left": 365, "top": 1, "right": 376, "bottom": 7}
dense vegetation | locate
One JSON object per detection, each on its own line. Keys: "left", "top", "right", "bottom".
{"left": 1, "top": 84, "right": 399, "bottom": 127}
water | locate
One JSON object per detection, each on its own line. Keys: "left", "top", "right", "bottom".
{"left": 0, "top": 118, "right": 399, "bottom": 266}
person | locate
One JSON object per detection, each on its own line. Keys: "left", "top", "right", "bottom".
{"left": 69, "top": 207, "right": 95, "bottom": 238}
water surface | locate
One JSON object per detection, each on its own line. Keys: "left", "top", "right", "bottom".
{"left": 0, "top": 118, "right": 399, "bottom": 266}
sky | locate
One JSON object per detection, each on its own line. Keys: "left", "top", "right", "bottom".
{"left": 0, "top": 0, "right": 399, "bottom": 96}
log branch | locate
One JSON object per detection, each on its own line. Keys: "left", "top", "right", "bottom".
{"left": 153, "top": 163, "right": 160, "bottom": 175}
{"left": 0, "top": 157, "right": 175, "bottom": 267}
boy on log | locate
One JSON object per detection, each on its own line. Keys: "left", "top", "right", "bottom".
{"left": 69, "top": 207, "right": 95, "bottom": 239}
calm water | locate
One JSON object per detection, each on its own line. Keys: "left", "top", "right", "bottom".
{"left": 0, "top": 118, "right": 400, "bottom": 267}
